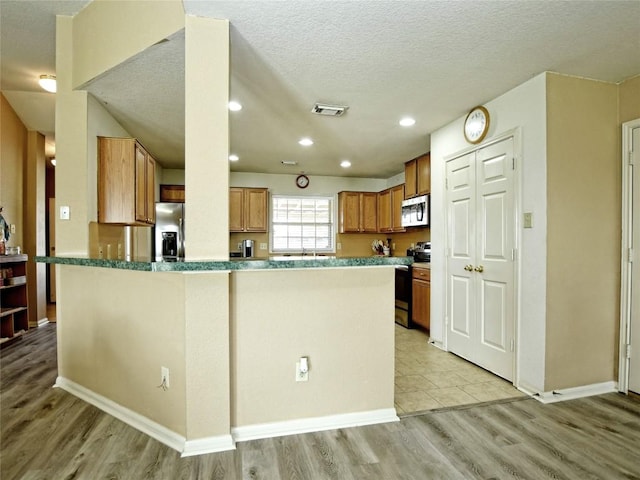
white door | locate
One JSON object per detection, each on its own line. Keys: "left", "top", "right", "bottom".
{"left": 447, "top": 137, "right": 516, "bottom": 381}
{"left": 629, "top": 126, "right": 640, "bottom": 394}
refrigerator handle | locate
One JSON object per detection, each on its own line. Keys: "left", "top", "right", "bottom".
{"left": 178, "top": 217, "right": 185, "bottom": 259}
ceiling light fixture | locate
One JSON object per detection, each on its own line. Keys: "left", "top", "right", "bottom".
{"left": 340, "top": 160, "right": 351, "bottom": 168}
{"left": 281, "top": 160, "right": 298, "bottom": 166}
{"left": 229, "top": 154, "right": 239, "bottom": 161}
{"left": 298, "top": 138, "right": 313, "bottom": 146}
{"left": 228, "top": 101, "right": 242, "bottom": 111}
{"left": 38, "top": 74, "right": 56, "bottom": 93}
{"left": 399, "top": 117, "right": 416, "bottom": 127}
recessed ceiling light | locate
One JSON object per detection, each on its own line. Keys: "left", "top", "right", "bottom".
{"left": 298, "top": 138, "right": 313, "bottom": 146}
{"left": 229, "top": 154, "right": 239, "bottom": 162}
{"left": 340, "top": 160, "right": 351, "bottom": 168}
{"left": 399, "top": 117, "right": 416, "bottom": 127}
{"left": 38, "top": 74, "right": 56, "bottom": 93}
{"left": 228, "top": 101, "right": 242, "bottom": 111}
{"left": 281, "top": 160, "right": 298, "bottom": 166}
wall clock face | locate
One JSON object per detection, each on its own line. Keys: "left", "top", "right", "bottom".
{"left": 464, "top": 106, "right": 490, "bottom": 144}
{"left": 296, "top": 174, "right": 309, "bottom": 189}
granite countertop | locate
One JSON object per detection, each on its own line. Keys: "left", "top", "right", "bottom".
{"left": 34, "top": 255, "right": 413, "bottom": 272}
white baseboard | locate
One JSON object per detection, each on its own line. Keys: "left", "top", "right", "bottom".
{"left": 232, "top": 408, "right": 399, "bottom": 443}
{"left": 55, "top": 377, "right": 235, "bottom": 455}
{"left": 531, "top": 381, "right": 617, "bottom": 404}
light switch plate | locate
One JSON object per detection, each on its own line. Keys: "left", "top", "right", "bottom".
{"left": 60, "top": 206, "right": 70, "bottom": 220}
{"left": 523, "top": 212, "right": 533, "bottom": 228}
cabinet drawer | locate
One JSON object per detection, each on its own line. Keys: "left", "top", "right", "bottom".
{"left": 412, "top": 267, "right": 430, "bottom": 281}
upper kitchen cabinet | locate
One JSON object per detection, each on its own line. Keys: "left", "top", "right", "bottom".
{"left": 338, "top": 191, "right": 378, "bottom": 233}
{"left": 98, "top": 137, "right": 156, "bottom": 226}
{"left": 230, "top": 187, "right": 268, "bottom": 232}
{"left": 378, "top": 184, "right": 406, "bottom": 233}
{"left": 404, "top": 152, "right": 431, "bottom": 199}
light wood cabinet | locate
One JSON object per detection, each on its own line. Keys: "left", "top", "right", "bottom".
{"left": 0, "top": 255, "right": 29, "bottom": 345}
{"left": 405, "top": 152, "right": 431, "bottom": 199}
{"left": 338, "top": 191, "right": 378, "bottom": 233}
{"left": 230, "top": 187, "right": 268, "bottom": 232}
{"left": 411, "top": 265, "right": 430, "bottom": 330}
{"left": 378, "top": 184, "right": 406, "bottom": 233}
{"left": 98, "top": 137, "right": 156, "bottom": 225}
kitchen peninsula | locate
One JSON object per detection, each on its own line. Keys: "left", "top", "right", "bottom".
{"left": 37, "top": 254, "right": 410, "bottom": 455}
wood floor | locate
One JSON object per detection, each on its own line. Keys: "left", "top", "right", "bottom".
{"left": 2, "top": 324, "right": 640, "bottom": 480}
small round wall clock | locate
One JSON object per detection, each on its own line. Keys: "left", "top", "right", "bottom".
{"left": 296, "top": 174, "right": 309, "bottom": 189}
{"left": 464, "top": 106, "right": 490, "bottom": 144}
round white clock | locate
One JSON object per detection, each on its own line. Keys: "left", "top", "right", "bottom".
{"left": 464, "top": 106, "right": 490, "bottom": 144}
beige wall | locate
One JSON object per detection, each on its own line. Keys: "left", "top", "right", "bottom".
{"left": 72, "top": 0, "right": 184, "bottom": 88}
{"left": 230, "top": 267, "right": 395, "bottom": 426}
{"left": 619, "top": 74, "right": 640, "bottom": 124}
{"left": 1, "top": 93, "right": 26, "bottom": 248}
{"left": 545, "top": 73, "right": 619, "bottom": 390}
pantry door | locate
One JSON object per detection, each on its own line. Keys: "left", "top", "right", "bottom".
{"left": 446, "top": 137, "right": 516, "bottom": 381}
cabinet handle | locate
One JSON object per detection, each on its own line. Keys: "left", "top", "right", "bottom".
{"left": 464, "top": 264, "right": 474, "bottom": 271}
{"left": 474, "top": 265, "right": 484, "bottom": 273}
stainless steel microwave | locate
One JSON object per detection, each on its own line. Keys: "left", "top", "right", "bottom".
{"left": 401, "top": 195, "right": 429, "bottom": 228}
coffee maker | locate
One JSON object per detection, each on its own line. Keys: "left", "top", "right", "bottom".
{"left": 242, "top": 239, "right": 254, "bottom": 258}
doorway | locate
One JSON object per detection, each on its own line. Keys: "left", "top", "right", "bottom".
{"left": 620, "top": 119, "right": 640, "bottom": 394}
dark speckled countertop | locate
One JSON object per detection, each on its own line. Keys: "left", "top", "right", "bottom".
{"left": 34, "top": 255, "right": 413, "bottom": 271}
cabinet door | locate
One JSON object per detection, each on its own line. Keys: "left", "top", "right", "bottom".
{"left": 377, "top": 189, "right": 392, "bottom": 232}
{"left": 412, "top": 278, "right": 430, "bottom": 329}
{"left": 98, "top": 137, "right": 136, "bottom": 224}
{"left": 229, "top": 188, "right": 244, "bottom": 232}
{"left": 244, "top": 188, "right": 268, "bottom": 232}
{"left": 417, "top": 153, "right": 431, "bottom": 195}
{"left": 145, "top": 155, "right": 156, "bottom": 224}
{"left": 404, "top": 159, "right": 417, "bottom": 199}
{"left": 391, "top": 185, "right": 405, "bottom": 232}
{"left": 339, "top": 192, "right": 361, "bottom": 233}
{"left": 361, "top": 193, "right": 378, "bottom": 232}
{"left": 135, "top": 144, "right": 148, "bottom": 223}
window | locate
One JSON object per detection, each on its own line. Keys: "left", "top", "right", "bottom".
{"left": 271, "top": 195, "right": 334, "bottom": 253}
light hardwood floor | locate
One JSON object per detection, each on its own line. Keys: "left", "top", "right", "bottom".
{"left": 395, "top": 325, "right": 525, "bottom": 414}
{"left": 2, "top": 324, "right": 640, "bottom": 479}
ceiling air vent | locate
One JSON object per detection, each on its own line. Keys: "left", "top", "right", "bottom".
{"left": 311, "top": 103, "right": 348, "bottom": 117}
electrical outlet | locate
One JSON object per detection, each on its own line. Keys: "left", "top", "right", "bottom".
{"left": 237, "top": 243, "right": 242, "bottom": 250}
{"left": 10, "top": 224, "right": 16, "bottom": 234}
{"left": 117, "top": 243, "right": 123, "bottom": 259}
{"left": 161, "top": 366, "right": 170, "bottom": 388}
{"left": 392, "top": 242, "right": 396, "bottom": 250}
{"left": 296, "top": 359, "right": 309, "bottom": 382}
{"left": 337, "top": 243, "right": 342, "bottom": 250}
{"left": 60, "top": 206, "right": 70, "bottom": 220}
{"left": 98, "top": 245, "right": 104, "bottom": 259}
{"left": 259, "top": 243, "right": 267, "bottom": 250}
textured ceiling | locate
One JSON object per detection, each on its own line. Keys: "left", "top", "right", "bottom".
{"left": 2, "top": 1, "right": 640, "bottom": 177}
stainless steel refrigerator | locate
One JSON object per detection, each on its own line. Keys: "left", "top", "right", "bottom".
{"left": 153, "top": 203, "right": 185, "bottom": 261}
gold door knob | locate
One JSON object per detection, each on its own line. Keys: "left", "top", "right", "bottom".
{"left": 464, "top": 264, "right": 474, "bottom": 271}
{"left": 474, "top": 265, "right": 484, "bottom": 273}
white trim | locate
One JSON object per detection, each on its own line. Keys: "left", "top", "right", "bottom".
{"left": 182, "top": 435, "right": 236, "bottom": 457}
{"left": 55, "top": 376, "right": 236, "bottom": 455}
{"left": 619, "top": 119, "right": 640, "bottom": 394}
{"left": 231, "top": 408, "right": 399, "bottom": 443}
{"left": 531, "top": 381, "right": 617, "bottom": 404}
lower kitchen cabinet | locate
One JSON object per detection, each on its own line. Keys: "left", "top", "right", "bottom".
{"left": 0, "top": 255, "right": 29, "bottom": 345}
{"left": 411, "top": 265, "right": 430, "bottom": 330}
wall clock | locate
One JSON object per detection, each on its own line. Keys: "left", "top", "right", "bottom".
{"left": 296, "top": 174, "right": 309, "bottom": 189}
{"left": 464, "top": 106, "right": 490, "bottom": 144}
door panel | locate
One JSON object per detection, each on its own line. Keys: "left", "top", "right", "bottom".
{"left": 629, "top": 126, "right": 640, "bottom": 394}
{"left": 446, "top": 137, "right": 515, "bottom": 381}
